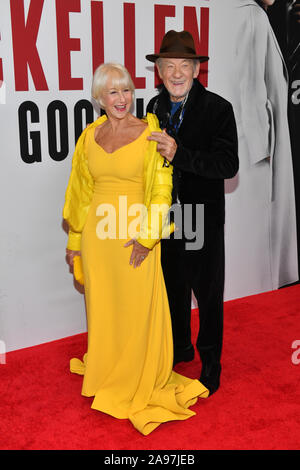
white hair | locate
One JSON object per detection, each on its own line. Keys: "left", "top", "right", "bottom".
{"left": 91, "top": 63, "right": 135, "bottom": 107}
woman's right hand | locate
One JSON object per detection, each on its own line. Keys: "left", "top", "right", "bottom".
{"left": 66, "top": 249, "right": 81, "bottom": 267}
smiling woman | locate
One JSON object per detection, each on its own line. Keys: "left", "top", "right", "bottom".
{"left": 63, "top": 62, "right": 209, "bottom": 436}
{"left": 91, "top": 63, "right": 135, "bottom": 110}
{"left": 91, "top": 63, "right": 142, "bottom": 153}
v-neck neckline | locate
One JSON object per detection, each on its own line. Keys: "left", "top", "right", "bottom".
{"left": 93, "top": 125, "right": 148, "bottom": 155}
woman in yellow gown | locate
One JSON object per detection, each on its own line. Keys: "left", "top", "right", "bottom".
{"left": 63, "top": 63, "right": 208, "bottom": 436}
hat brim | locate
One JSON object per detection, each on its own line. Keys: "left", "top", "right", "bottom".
{"left": 145, "top": 52, "right": 209, "bottom": 63}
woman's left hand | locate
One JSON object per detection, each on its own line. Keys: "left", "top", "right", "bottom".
{"left": 66, "top": 249, "right": 81, "bottom": 268}
{"left": 124, "top": 239, "right": 150, "bottom": 268}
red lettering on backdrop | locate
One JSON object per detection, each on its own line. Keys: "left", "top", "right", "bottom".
{"left": 91, "top": 1, "right": 104, "bottom": 73}
{"left": 124, "top": 3, "right": 145, "bottom": 89}
{"left": 184, "top": 7, "right": 209, "bottom": 87}
{"left": 10, "top": 0, "right": 48, "bottom": 91}
{"left": 56, "top": 0, "right": 83, "bottom": 90}
{"left": 154, "top": 4, "right": 176, "bottom": 87}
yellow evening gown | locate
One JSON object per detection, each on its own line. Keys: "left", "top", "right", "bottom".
{"left": 70, "top": 125, "right": 209, "bottom": 435}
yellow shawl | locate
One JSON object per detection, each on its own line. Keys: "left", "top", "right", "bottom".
{"left": 63, "top": 113, "right": 174, "bottom": 252}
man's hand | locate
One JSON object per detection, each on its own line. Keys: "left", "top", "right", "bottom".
{"left": 147, "top": 130, "right": 177, "bottom": 162}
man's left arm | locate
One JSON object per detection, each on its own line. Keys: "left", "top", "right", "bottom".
{"left": 149, "top": 102, "right": 239, "bottom": 180}
{"left": 173, "top": 102, "right": 239, "bottom": 179}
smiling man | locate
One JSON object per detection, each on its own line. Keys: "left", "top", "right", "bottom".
{"left": 146, "top": 30, "right": 239, "bottom": 395}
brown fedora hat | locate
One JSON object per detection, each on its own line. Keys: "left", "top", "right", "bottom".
{"left": 146, "top": 30, "right": 209, "bottom": 63}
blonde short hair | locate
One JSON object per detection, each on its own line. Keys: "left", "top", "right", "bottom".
{"left": 91, "top": 63, "right": 135, "bottom": 107}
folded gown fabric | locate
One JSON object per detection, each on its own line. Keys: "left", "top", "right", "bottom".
{"left": 69, "top": 127, "right": 209, "bottom": 435}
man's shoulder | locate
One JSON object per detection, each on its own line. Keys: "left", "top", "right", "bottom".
{"left": 191, "top": 86, "right": 234, "bottom": 121}
{"left": 199, "top": 85, "right": 232, "bottom": 109}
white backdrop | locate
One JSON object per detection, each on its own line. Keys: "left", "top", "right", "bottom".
{"left": 0, "top": 0, "right": 298, "bottom": 352}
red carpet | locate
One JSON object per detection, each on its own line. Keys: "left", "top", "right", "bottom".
{"left": 1, "top": 285, "right": 300, "bottom": 450}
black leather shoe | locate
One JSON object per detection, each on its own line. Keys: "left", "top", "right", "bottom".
{"left": 200, "top": 363, "right": 221, "bottom": 396}
{"left": 173, "top": 345, "right": 195, "bottom": 366}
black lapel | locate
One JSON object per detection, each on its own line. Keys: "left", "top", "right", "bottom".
{"left": 177, "top": 79, "right": 206, "bottom": 137}
{"left": 152, "top": 85, "right": 171, "bottom": 129}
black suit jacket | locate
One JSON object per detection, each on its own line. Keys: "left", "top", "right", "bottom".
{"left": 147, "top": 79, "right": 239, "bottom": 225}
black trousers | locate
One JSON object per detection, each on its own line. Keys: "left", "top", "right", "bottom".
{"left": 161, "top": 222, "right": 225, "bottom": 371}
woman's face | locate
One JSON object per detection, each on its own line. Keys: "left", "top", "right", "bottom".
{"left": 100, "top": 75, "right": 133, "bottom": 120}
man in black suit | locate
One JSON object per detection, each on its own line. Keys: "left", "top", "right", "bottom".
{"left": 146, "top": 30, "right": 239, "bottom": 395}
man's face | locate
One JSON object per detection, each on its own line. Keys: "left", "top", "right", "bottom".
{"left": 157, "top": 58, "right": 200, "bottom": 102}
